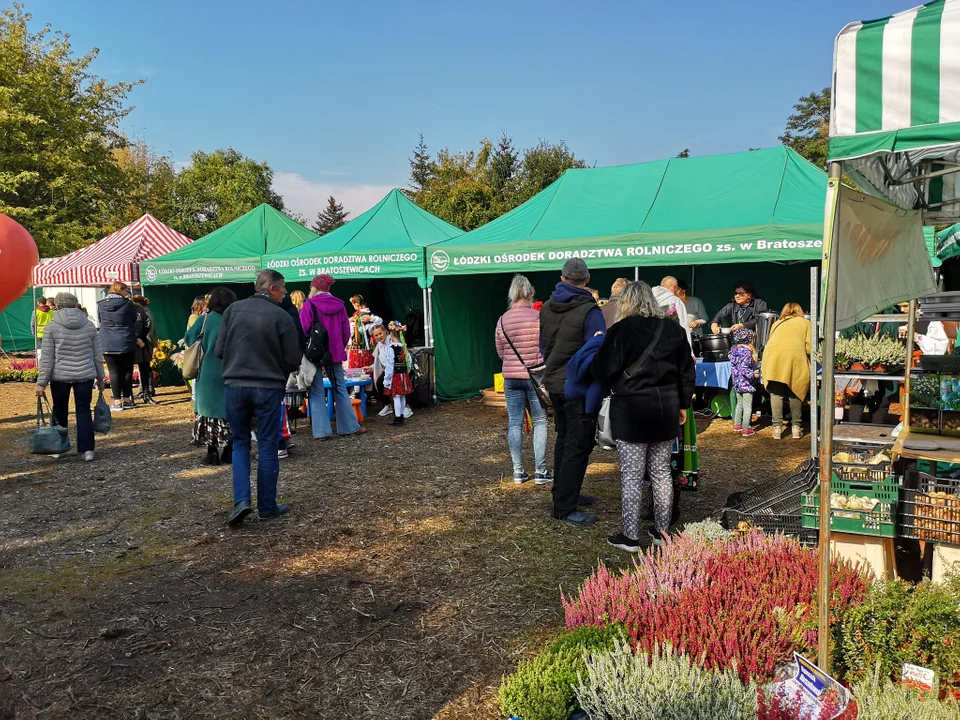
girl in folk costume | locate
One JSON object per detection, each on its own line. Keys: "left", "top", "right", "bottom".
{"left": 347, "top": 295, "right": 382, "bottom": 369}
{"left": 376, "top": 321, "right": 413, "bottom": 426}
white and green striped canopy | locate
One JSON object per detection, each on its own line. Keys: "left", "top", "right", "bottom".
{"left": 829, "top": 0, "right": 960, "bottom": 220}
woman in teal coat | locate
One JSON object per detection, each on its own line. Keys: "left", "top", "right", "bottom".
{"left": 185, "top": 287, "right": 237, "bottom": 465}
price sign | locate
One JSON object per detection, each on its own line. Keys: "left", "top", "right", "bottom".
{"left": 902, "top": 663, "right": 936, "bottom": 694}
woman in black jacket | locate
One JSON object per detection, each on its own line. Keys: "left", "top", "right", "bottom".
{"left": 97, "top": 282, "right": 138, "bottom": 410}
{"left": 592, "top": 281, "right": 695, "bottom": 551}
{"left": 132, "top": 295, "right": 157, "bottom": 405}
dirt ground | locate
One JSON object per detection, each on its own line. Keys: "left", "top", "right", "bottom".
{"left": 0, "top": 382, "right": 809, "bottom": 719}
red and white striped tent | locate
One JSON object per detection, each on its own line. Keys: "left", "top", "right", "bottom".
{"left": 33, "top": 214, "right": 191, "bottom": 287}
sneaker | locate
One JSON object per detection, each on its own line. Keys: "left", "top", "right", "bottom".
{"left": 123, "top": 399, "right": 135, "bottom": 410}
{"left": 378, "top": 405, "right": 393, "bottom": 417}
{"left": 284, "top": 439, "right": 295, "bottom": 450}
{"left": 534, "top": 470, "right": 554, "bottom": 485}
{"left": 607, "top": 532, "right": 640, "bottom": 553}
{"left": 647, "top": 528, "right": 668, "bottom": 547}
{"left": 555, "top": 510, "right": 598, "bottom": 525}
{"left": 110, "top": 403, "right": 124, "bottom": 412}
{"left": 403, "top": 406, "right": 414, "bottom": 419}
{"left": 741, "top": 428, "right": 756, "bottom": 437}
{"left": 226, "top": 501, "right": 253, "bottom": 526}
{"left": 259, "top": 503, "right": 289, "bottom": 520}
{"left": 278, "top": 448, "right": 289, "bottom": 459}
{"left": 513, "top": 471, "right": 529, "bottom": 484}
{"left": 792, "top": 425, "right": 803, "bottom": 440}
{"left": 82, "top": 451, "right": 94, "bottom": 462}
{"left": 732, "top": 425, "right": 743, "bottom": 433}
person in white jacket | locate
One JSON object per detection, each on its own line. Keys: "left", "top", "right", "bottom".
{"left": 369, "top": 324, "right": 413, "bottom": 420}
{"left": 653, "top": 277, "right": 693, "bottom": 346}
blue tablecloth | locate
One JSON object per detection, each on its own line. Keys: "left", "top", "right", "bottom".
{"left": 696, "top": 359, "right": 731, "bottom": 389}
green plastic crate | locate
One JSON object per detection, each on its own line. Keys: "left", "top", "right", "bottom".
{"left": 801, "top": 477, "right": 900, "bottom": 538}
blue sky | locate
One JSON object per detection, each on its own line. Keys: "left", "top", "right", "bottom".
{"left": 26, "top": 0, "right": 910, "bottom": 219}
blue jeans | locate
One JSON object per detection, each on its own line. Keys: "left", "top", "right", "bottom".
{"left": 504, "top": 378, "right": 547, "bottom": 474}
{"left": 309, "top": 364, "right": 360, "bottom": 438}
{"left": 225, "top": 385, "right": 284, "bottom": 515}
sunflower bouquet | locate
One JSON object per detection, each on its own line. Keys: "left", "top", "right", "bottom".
{"left": 151, "top": 339, "right": 177, "bottom": 371}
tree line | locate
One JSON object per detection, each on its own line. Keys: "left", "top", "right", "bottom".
{"left": 1, "top": 4, "right": 833, "bottom": 260}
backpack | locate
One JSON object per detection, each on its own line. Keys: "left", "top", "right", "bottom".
{"left": 305, "top": 303, "right": 332, "bottom": 366}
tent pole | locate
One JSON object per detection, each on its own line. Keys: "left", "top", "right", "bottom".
{"left": 422, "top": 287, "right": 430, "bottom": 346}
{"left": 691, "top": 265, "right": 696, "bottom": 295}
{"left": 817, "top": 162, "right": 843, "bottom": 671}
{"left": 634, "top": 267, "right": 639, "bottom": 282}
{"left": 427, "top": 286, "right": 436, "bottom": 402}
{"left": 809, "top": 266, "right": 819, "bottom": 461}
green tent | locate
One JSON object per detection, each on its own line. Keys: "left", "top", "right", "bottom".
{"left": 0, "top": 292, "right": 35, "bottom": 352}
{"left": 426, "top": 147, "right": 827, "bottom": 280}
{"left": 264, "top": 189, "right": 460, "bottom": 283}
{"left": 142, "top": 204, "right": 319, "bottom": 286}
{"left": 937, "top": 223, "right": 960, "bottom": 261}
{"left": 428, "top": 147, "right": 829, "bottom": 399}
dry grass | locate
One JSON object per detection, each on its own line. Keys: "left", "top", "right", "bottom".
{"left": 0, "top": 382, "right": 808, "bottom": 718}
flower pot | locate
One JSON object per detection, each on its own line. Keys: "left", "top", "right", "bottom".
{"left": 834, "top": 406, "right": 845, "bottom": 421}
{"left": 871, "top": 364, "right": 888, "bottom": 372}
{"left": 850, "top": 362, "right": 867, "bottom": 371}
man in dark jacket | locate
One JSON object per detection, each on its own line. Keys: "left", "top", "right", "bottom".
{"left": 710, "top": 280, "right": 768, "bottom": 333}
{"left": 216, "top": 270, "right": 303, "bottom": 526}
{"left": 539, "top": 258, "right": 606, "bottom": 524}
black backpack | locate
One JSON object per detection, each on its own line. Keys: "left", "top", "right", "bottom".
{"left": 305, "top": 304, "right": 332, "bottom": 366}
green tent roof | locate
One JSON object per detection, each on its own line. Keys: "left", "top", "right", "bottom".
{"left": 264, "top": 189, "right": 460, "bottom": 282}
{"left": 426, "top": 146, "right": 828, "bottom": 278}
{"left": 142, "top": 204, "right": 318, "bottom": 285}
{"left": 937, "top": 222, "right": 960, "bottom": 262}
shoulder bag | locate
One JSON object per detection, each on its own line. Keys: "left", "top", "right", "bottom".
{"left": 181, "top": 314, "right": 208, "bottom": 381}
{"left": 597, "top": 320, "right": 664, "bottom": 448}
{"left": 499, "top": 317, "right": 552, "bottom": 410}
{"left": 30, "top": 396, "right": 70, "bottom": 455}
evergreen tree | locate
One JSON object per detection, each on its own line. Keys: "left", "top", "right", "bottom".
{"left": 676, "top": 149, "right": 691, "bottom": 158}
{"left": 488, "top": 132, "right": 518, "bottom": 208}
{"left": 409, "top": 133, "right": 434, "bottom": 194}
{"left": 312, "top": 196, "right": 349, "bottom": 235}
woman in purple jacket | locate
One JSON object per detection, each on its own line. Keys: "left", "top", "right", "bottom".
{"left": 495, "top": 275, "right": 552, "bottom": 484}
{"left": 299, "top": 274, "right": 365, "bottom": 439}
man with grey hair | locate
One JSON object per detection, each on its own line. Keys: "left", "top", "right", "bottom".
{"left": 216, "top": 269, "right": 302, "bottom": 526}
{"left": 653, "top": 276, "right": 692, "bottom": 345}
{"left": 602, "top": 277, "right": 630, "bottom": 328}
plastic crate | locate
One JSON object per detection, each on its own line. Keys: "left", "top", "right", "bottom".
{"left": 920, "top": 291, "right": 960, "bottom": 305}
{"left": 801, "top": 477, "right": 899, "bottom": 538}
{"left": 720, "top": 508, "right": 803, "bottom": 538}
{"left": 722, "top": 459, "right": 817, "bottom": 514}
{"left": 899, "top": 473, "right": 960, "bottom": 545}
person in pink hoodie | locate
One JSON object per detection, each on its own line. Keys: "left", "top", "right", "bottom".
{"left": 299, "top": 274, "right": 365, "bottom": 439}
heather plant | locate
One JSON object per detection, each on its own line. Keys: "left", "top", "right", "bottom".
{"left": 757, "top": 686, "right": 846, "bottom": 720}
{"left": 498, "top": 625, "right": 623, "bottom": 720}
{"left": 853, "top": 666, "right": 960, "bottom": 719}
{"left": 682, "top": 519, "right": 731, "bottom": 544}
{"left": 574, "top": 639, "right": 757, "bottom": 720}
{"left": 562, "top": 530, "right": 871, "bottom": 683}
{"left": 838, "top": 578, "right": 960, "bottom": 697}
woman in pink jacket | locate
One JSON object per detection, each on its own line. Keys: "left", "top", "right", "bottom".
{"left": 495, "top": 275, "right": 552, "bottom": 484}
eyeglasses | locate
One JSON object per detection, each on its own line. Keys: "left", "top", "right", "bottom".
{"left": 734, "top": 291, "right": 748, "bottom": 297}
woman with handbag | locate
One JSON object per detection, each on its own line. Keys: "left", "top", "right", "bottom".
{"left": 591, "top": 281, "right": 695, "bottom": 551}
{"left": 35, "top": 292, "right": 105, "bottom": 462}
{"left": 494, "top": 275, "right": 552, "bottom": 484}
{"left": 185, "top": 287, "right": 237, "bottom": 465}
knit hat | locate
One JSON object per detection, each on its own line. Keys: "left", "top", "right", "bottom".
{"left": 54, "top": 292, "right": 79, "bottom": 309}
{"left": 311, "top": 274, "right": 335, "bottom": 292}
{"left": 732, "top": 328, "right": 754, "bottom": 345}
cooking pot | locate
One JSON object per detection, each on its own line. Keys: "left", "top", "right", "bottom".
{"left": 756, "top": 312, "right": 780, "bottom": 355}
{"left": 700, "top": 333, "right": 731, "bottom": 362}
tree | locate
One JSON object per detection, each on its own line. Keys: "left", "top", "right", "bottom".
{"left": 676, "top": 149, "right": 691, "bottom": 158}
{"left": 0, "top": 5, "right": 141, "bottom": 256}
{"left": 283, "top": 209, "right": 311, "bottom": 227}
{"left": 780, "top": 88, "right": 831, "bottom": 168}
{"left": 312, "top": 196, "right": 349, "bottom": 235}
{"left": 110, "top": 139, "right": 177, "bottom": 227}
{"left": 409, "top": 133, "right": 434, "bottom": 194}
{"left": 514, "top": 140, "right": 587, "bottom": 205}
{"left": 487, "top": 132, "right": 519, "bottom": 210}
{"left": 172, "top": 148, "right": 284, "bottom": 238}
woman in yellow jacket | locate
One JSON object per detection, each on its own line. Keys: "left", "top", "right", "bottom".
{"left": 761, "top": 303, "right": 811, "bottom": 440}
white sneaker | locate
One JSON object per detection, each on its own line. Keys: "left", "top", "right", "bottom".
{"left": 403, "top": 406, "right": 413, "bottom": 419}
{"left": 83, "top": 451, "right": 94, "bottom": 462}
{"left": 378, "top": 405, "right": 393, "bottom": 417}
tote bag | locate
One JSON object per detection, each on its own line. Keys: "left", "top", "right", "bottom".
{"left": 181, "top": 314, "right": 208, "bottom": 381}
{"left": 30, "top": 397, "right": 70, "bottom": 455}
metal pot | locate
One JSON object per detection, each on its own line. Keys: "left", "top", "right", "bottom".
{"left": 756, "top": 312, "right": 780, "bottom": 355}
{"left": 700, "top": 333, "right": 731, "bottom": 362}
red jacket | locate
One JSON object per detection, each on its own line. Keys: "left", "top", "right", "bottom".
{"left": 495, "top": 302, "right": 543, "bottom": 379}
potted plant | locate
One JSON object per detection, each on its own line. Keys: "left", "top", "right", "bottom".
{"left": 847, "top": 335, "right": 869, "bottom": 371}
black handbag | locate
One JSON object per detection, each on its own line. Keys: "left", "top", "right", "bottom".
{"left": 499, "top": 318, "right": 552, "bottom": 410}
{"left": 30, "top": 396, "right": 70, "bottom": 455}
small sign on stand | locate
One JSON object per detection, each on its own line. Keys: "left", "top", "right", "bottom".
{"left": 902, "top": 663, "right": 937, "bottom": 695}
{"left": 769, "top": 653, "right": 850, "bottom": 720}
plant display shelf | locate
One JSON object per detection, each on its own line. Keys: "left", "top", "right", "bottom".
{"left": 893, "top": 429, "right": 960, "bottom": 465}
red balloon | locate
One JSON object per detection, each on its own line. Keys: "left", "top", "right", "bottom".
{"left": 0, "top": 214, "right": 39, "bottom": 313}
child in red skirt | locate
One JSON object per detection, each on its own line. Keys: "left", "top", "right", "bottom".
{"left": 378, "top": 320, "right": 413, "bottom": 426}
{"left": 347, "top": 295, "right": 381, "bottom": 369}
